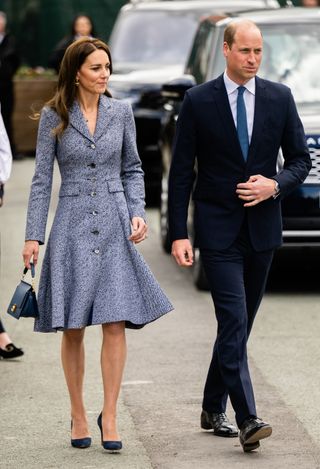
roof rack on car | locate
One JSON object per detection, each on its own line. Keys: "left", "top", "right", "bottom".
{"left": 129, "top": 0, "right": 190, "bottom": 3}
{"left": 129, "top": 0, "right": 163, "bottom": 3}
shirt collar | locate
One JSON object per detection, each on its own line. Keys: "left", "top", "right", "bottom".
{"left": 223, "top": 70, "right": 256, "bottom": 96}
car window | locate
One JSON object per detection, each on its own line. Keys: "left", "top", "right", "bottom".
{"left": 210, "top": 22, "right": 320, "bottom": 105}
{"left": 261, "top": 25, "right": 320, "bottom": 104}
{"left": 186, "top": 21, "right": 215, "bottom": 83}
{"left": 110, "top": 10, "right": 203, "bottom": 67}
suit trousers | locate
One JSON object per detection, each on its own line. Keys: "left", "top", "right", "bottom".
{"left": 200, "top": 219, "right": 274, "bottom": 427}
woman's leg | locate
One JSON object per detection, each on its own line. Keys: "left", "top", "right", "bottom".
{"left": 100, "top": 321, "right": 126, "bottom": 441}
{"left": 0, "top": 319, "right": 11, "bottom": 347}
{"left": 0, "top": 319, "right": 24, "bottom": 359}
{"left": 61, "top": 328, "right": 90, "bottom": 439}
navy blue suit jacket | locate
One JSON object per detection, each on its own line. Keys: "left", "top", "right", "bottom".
{"left": 168, "top": 75, "right": 311, "bottom": 252}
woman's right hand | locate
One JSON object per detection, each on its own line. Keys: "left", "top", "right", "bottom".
{"left": 22, "top": 240, "right": 40, "bottom": 269}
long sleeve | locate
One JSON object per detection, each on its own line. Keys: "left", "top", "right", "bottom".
{"left": 0, "top": 110, "right": 12, "bottom": 183}
{"left": 121, "top": 103, "right": 146, "bottom": 220}
{"left": 273, "top": 90, "right": 311, "bottom": 198}
{"left": 168, "top": 92, "right": 197, "bottom": 241}
{"left": 25, "top": 108, "right": 57, "bottom": 244}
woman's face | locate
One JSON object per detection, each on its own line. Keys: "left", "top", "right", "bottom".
{"left": 74, "top": 16, "right": 92, "bottom": 36}
{"left": 76, "top": 49, "right": 111, "bottom": 96}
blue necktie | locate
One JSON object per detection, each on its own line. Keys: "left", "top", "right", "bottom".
{"left": 237, "top": 86, "right": 249, "bottom": 161}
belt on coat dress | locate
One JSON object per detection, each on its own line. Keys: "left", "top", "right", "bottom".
{"left": 58, "top": 179, "right": 124, "bottom": 197}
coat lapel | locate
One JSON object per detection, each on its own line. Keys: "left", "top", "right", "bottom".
{"left": 69, "top": 100, "right": 95, "bottom": 143}
{"left": 212, "top": 75, "right": 246, "bottom": 166}
{"left": 94, "top": 95, "right": 114, "bottom": 142}
{"left": 68, "top": 95, "right": 114, "bottom": 143}
{"left": 247, "top": 77, "right": 267, "bottom": 165}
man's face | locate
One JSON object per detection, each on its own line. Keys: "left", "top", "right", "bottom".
{"left": 223, "top": 25, "right": 263, "bottom": 85}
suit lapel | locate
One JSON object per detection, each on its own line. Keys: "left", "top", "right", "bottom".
{"left": 247, "top": 77, "right": 267, "bottom": 165}
{"left": 212, "top": 76, "right": 246, "bottom": 166}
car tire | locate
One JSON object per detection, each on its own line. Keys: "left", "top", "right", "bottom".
{"left": 193, "top": 249, "right": 209, "bottom": 291}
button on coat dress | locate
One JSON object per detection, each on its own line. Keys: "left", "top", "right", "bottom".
{"left": 25, "top": 96, "right": 173, "bottom": 332}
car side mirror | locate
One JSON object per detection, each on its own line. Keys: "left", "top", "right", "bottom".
{"left": 161, "top": 75, "right": 196, "bottom": 101}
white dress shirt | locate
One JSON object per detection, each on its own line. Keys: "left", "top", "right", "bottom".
{"left": 223, "top": 71, "right": 255, "bottom": 143}
{"left": 0, "top": 108, "right": 12, "bottom": 183}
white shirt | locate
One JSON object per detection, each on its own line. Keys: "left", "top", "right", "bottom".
{"left": 0, "top": 108, "right": 12, "bottom": 183}
{"left": 223, "top": 71, "right": 255, "bottom": 143}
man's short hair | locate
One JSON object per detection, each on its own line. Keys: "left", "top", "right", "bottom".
{"left": 224, "top": 20, "right": 262, "bottom": 48}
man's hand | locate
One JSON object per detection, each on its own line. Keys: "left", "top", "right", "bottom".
{"left": 236, "top": 175, "right": 278, "bottom": 207}
{"left": 171, "top": 239, "right": 194, "bottom": 267}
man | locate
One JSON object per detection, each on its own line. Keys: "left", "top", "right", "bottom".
{"left": 168, "top": 19, "right": 311, "bottom": 452}
{"left": 0, "top": 11, "right": 20, "bottom": 157}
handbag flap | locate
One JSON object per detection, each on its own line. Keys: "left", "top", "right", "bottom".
{"left": 7, "top": 280, "right": 32, "bottom": 317}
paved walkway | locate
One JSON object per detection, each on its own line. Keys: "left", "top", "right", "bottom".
{"left": 1, "top": 159, "right": 320, "bottom": 468}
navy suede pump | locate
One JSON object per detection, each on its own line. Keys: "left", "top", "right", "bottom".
{"left": 97, "top": 412, "right": 122, "bottom": 452}
{"left": 70, "top": 421, "right": 92, "bottom": 449}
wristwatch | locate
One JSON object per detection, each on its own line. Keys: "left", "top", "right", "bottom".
{"left": 272, "top": 180, "right": 280, "bottom": 199}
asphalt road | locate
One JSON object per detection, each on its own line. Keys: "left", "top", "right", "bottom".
{"left": 1, "top": 159, "right": 320, "bottom": 468}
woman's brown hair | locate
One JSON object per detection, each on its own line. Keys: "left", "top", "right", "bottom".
{"left": 47, "top": 37, "right": 113, "bottom": 137}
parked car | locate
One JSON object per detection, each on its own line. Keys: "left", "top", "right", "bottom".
{"left": 108, "top": 0, "right": 279, "bottom": 203}
{"left": 159, "top": 7, "right": 320, "bottom": 288}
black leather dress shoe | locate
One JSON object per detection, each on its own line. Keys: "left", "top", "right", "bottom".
{"left": 201, "top": 410, "right": 238, "bottom": 437}
{"left": 239, "top": 417, "right": 272, "bottom": 452}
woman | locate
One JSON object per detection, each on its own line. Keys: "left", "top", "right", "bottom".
{"left": 0, "top": 108, "right": 24, "bottom": 360}
{"left": 22, "top": 37, "right": 172, "bottom": 451}
{"left": 48, "top": 14, "right": 95, "bottom": 73}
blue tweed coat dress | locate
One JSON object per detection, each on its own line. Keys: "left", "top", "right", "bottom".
{"left": 25, "top": 95, "right": 173, "bottom": 332}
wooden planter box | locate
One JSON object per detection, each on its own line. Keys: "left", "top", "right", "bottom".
{"left": 13, "top": 78, "right": 57, "bottom": 154}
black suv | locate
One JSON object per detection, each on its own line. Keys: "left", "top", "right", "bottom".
{"left": 108, "top": 0, "right": 279, "bottom": 203}
{"left": 159, "top": 7, "right": 320, "bottom": 288}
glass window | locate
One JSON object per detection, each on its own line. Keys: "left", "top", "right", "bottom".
{"left": 210, "top": 23, "right": 320, "bottom": 104}
{"left": 110, "top": 10, "right": 204, "bottom": 68}
{"left": 186, "top": 22, "right": 215, "bottom": 84}
{"left": 260, "top": 25, "right": 320, "bottom": 104}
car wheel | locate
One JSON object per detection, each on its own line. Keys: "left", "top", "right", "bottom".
{"left": 160, "top": 171, "right": 171, "bottom": 253}
{"left": 193, "top": 249, "right": 209, "bottom": 291}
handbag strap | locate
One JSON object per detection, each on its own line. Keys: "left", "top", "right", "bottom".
{"left": 23, "top": 262, "right": 35, "bottom": 278}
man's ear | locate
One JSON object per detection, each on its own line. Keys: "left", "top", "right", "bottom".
{"left": 223, "top": 42, "right": 229, "bottom": 58}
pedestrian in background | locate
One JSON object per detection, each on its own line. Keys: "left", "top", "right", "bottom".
{"left": 0, "top": 319, "right": 24, "bottom": 359}
{"left": 0, "top": 108, "right": 24, "bottom": 360}
{"left": 22, "top": 37, "right": 172, "bottom": 451}
{"left": 48, "top": 14, "right": 96, "bottom": 73}
{"left": 169, "top": 19, "right": 311, "bottom": 452}
{"left": 0, "top": 11, "right": 20, "bottom": 159}
{"left": 301, "top": 0, "right": 320, "bottom": 6}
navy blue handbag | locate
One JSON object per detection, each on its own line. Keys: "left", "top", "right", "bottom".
{"left": 7, "top": 263, "right": 39, "bottom": 319}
